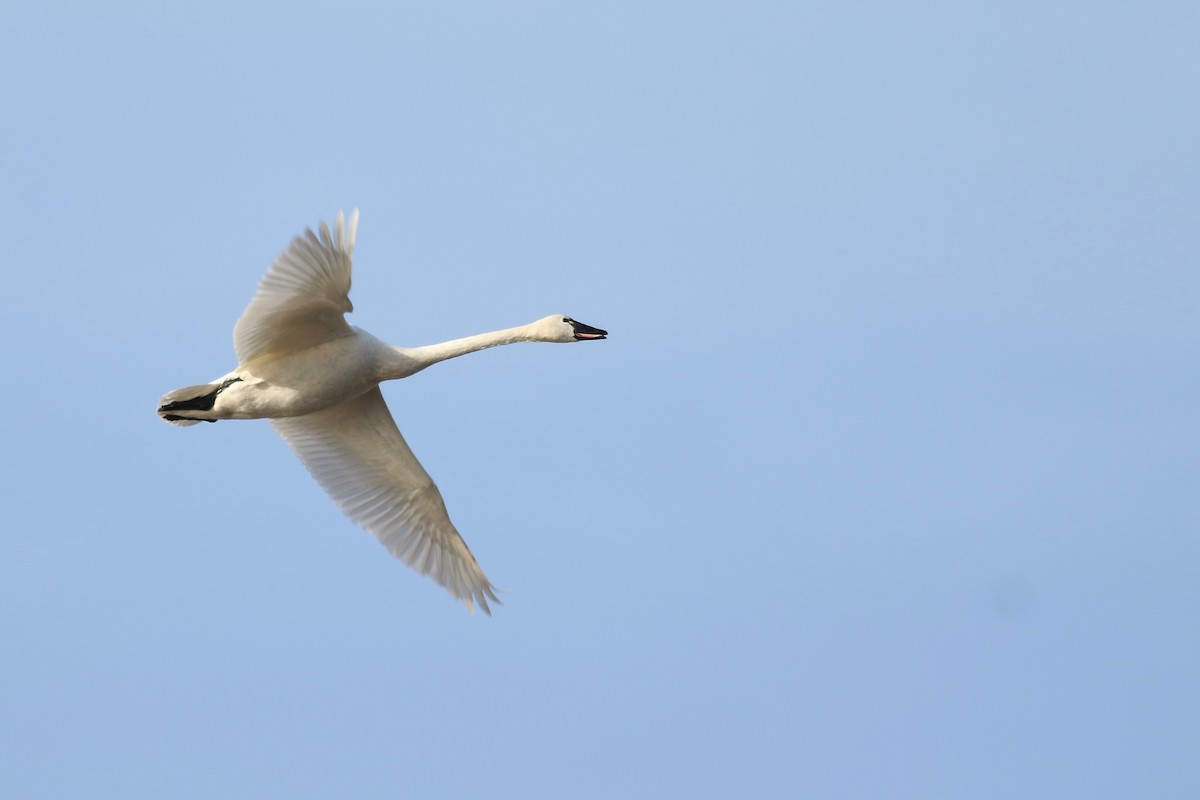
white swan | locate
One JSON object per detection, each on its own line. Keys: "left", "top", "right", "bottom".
{"left": 157, "top": 211, "right": 606, "bottom": 614}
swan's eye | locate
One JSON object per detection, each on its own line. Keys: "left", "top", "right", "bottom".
{"left": 562, "top": 317, "right": 572, "bottom": 324}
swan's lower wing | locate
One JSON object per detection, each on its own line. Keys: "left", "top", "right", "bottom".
{"left": 271, "top": 387, "right": 499, "bottom": 614}
{"left": 234, "top": 211, "right": 358, "bottom": 364}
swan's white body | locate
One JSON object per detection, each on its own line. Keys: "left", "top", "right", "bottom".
{"left": 158, "top": 211, "right": 606, "bottom": 614}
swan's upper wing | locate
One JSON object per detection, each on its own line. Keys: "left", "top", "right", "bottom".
{"left": 271, "top": 387, "right": 500, "bottom": 614}
{"left": 233, "top": 210, "right": 359, "bottom": 364}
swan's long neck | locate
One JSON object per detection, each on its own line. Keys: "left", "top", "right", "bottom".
{"left": 381, "top": 323, "right": 537, "bottom": 380}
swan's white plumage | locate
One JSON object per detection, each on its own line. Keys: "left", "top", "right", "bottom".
{"left": 231, "top": 211, "right": 496, "bottom": 611}
{"left": 158, "top": 210, "right": 606, "bottom": 614}
{"left": 272, "top": 387, "right": 498, "bottom": 613}
{"left": 233, "top": 210, "right": 358, "bottom": 363}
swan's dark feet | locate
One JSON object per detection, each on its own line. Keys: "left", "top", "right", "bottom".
{"left": 157, "top": 377, "right": 242, "bottom": 415}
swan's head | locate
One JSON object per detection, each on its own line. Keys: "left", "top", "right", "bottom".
{"left": 532, "top": 315, "right": 608, "bottom": 343}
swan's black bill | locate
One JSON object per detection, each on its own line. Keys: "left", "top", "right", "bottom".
{"left": 570, "top": 320, "right": 607, "bottom": 340}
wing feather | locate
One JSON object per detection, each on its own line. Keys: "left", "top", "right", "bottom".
{"left": 233, "top": 210, "right": 359, "bottom": 363}
{"left": 271, "top": 387, "right": 499, "bottom": 614}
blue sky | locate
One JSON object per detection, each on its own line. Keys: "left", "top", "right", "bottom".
{"left": 2, "top": 2, "right": 1198, "bottom": 797}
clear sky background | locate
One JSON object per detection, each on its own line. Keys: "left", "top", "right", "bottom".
{"left": 2, "top": 2, "right": 1198, "bottom": 798}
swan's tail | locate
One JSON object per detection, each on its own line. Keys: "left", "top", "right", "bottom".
{"left": 157, "top": 382, "right": 224, "bottom": 426}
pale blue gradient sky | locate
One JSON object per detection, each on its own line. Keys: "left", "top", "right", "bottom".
{"left": 2, "top": 2, "right": 1198, "bottom": 798}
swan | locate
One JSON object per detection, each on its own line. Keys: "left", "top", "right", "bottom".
{"left": 157, "top": 211, "right": 607, "bottom": 614}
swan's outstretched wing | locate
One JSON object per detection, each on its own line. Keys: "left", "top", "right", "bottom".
{"left": 271, "top": 387, "right": 500, "bottom": 614}
{"left": 234, "top": 210, "right": 359, "bottom": 364}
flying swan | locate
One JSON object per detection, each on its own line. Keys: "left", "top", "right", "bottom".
{"left": 157, "top": 211, "right": 607, "bottom": 614}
